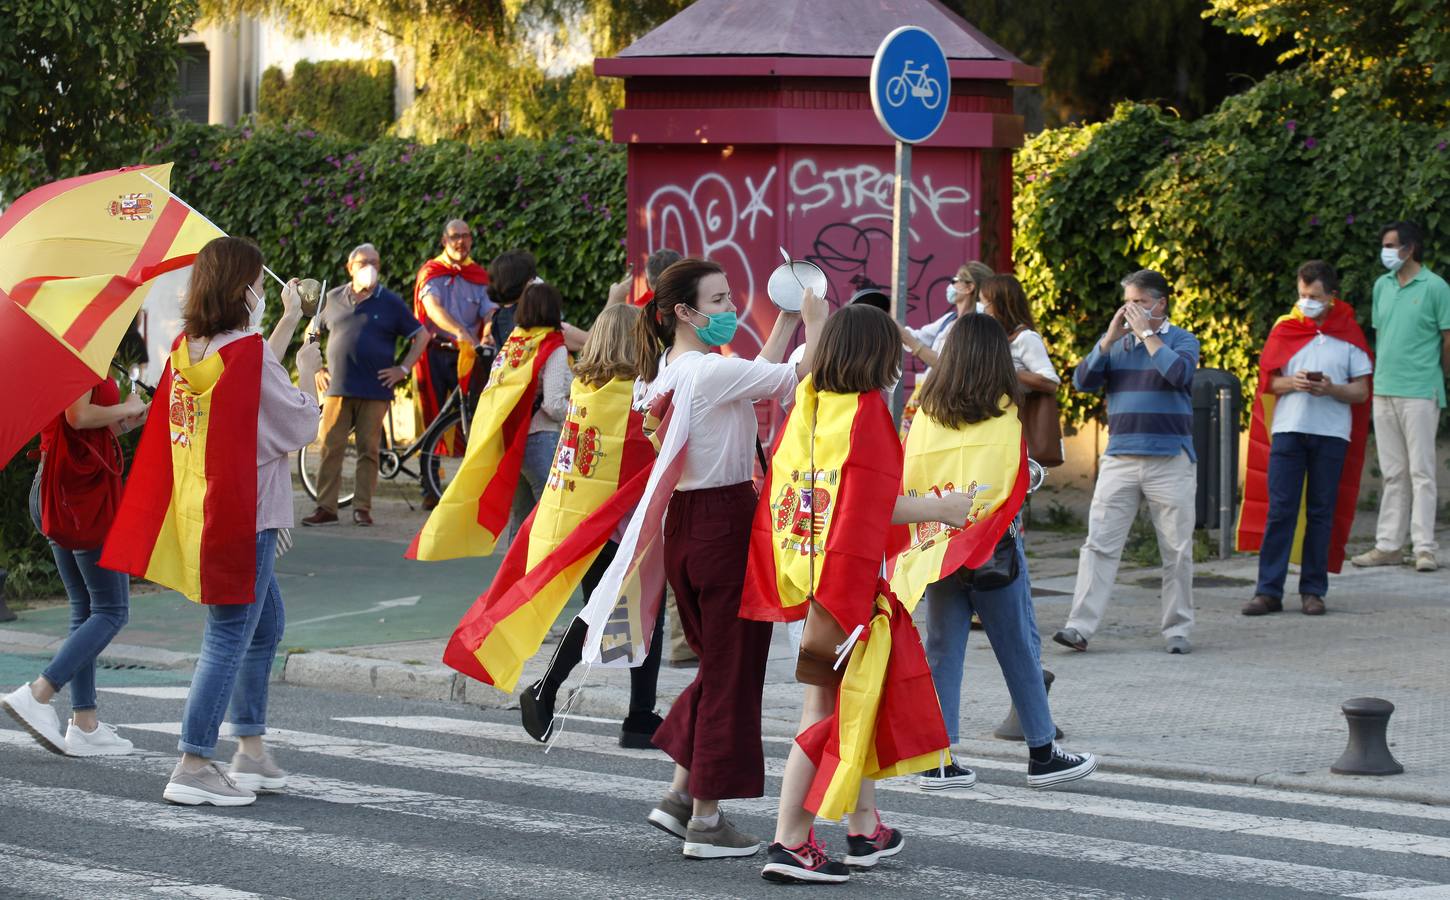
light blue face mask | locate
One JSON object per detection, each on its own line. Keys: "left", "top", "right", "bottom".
{"left": 688, "top": 307, "right": 738, "bottom": 346}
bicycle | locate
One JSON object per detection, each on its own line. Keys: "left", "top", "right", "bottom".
{"left": 296, "top": 381, "right": 472, "bottom": 510}
{"left": 885, "top": 60, "right": 944, "bottom": 110}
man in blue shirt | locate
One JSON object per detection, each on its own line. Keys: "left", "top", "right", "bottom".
{"left": 1054, "top": 269, "right": 1200, "bottom": 654}
{"left": 303, "top": 243, "right": 428, "bottom": 527}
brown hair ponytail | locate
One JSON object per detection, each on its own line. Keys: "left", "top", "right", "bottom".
{"left": 634, "top": 257, "right": 723, "bottom": 382}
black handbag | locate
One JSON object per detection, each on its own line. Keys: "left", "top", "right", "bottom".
{"left": 966, "top": 522, "right": 1020, "bottom": 591}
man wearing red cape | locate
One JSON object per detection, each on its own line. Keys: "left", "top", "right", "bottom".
{"left": 411, "top": 218, "right": 492, "bottom": 475}
{"left": 1237, "top": 260, "right": 1373, "bottom": 617}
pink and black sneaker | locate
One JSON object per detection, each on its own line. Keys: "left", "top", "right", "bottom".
{"left": 761, "top": 830, "right": 849, "bottom": 884}
{"left": 844, "top": 818, "right": 905, "bottom": 868}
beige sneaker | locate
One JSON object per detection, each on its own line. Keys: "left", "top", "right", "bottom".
{"left": 164, "top": 760, "right": 256, "bottom": 806}
{"left": 683, "top": 812, "right": 761, "bottom": 859}
{"left": 1350, "top": 547, "right": 1403, "bottom": 568}
{"left": 229, "top": 748, "right": 288, "bottom": 791}
{"left": 1415, "top": 551, "right": 1439, "bottom": 572}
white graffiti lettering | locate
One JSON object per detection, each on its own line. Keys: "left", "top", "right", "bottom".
{"left": 788, "top": 160, "right": 978, "bottom": 241}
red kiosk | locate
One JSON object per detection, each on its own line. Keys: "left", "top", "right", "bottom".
{"left": 596, "top": 0, "right": 1040, "bottom": 369}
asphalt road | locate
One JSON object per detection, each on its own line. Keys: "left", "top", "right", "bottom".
{"left": 4, "top": 676, "right": 1450, "bottom": 899}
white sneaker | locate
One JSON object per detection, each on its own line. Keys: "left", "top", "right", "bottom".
{"left": 65, "top": 719, "right": 134, "bottom": 756}
{"left": 228, "top": 748, "right": 288, "bottom": 791}
{"left": 1, "top": 683, "right": 67, "bottom": 755}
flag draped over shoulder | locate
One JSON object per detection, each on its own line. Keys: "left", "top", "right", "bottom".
{"left": 1236, "top": 302, "right": 1372, "bottom": 573}
{"left": 442, "top": 377, "right": 657, "bottom": 692}
{"left": 409, "top": 326, "right": 565, "bottom": 561}
{"left": 579, "top": 373, "right": 693, "bottom": 669}
{"left": 796, "top": 585, "right": 950, "bottom": 819}
{"left": 411, "top": 254, "right": 490, "bottom": 456}
{"left": 0, "top": 163, "right": 225, "bottom": 466}
{"left": 888, "top": 401, "right": 1027, "bottom": 610}
{"left": 101, "top": 335, "right": 261, "bottom": 604}
{"left": 741, "top": 378, "right": 901, "bottom": 628}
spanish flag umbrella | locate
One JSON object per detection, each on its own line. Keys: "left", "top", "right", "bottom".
{"left": 0, "top": 163, "right": 224, "bottom": 467}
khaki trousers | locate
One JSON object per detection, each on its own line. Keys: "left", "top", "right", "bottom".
{"left": 1371, "top": 395, "right": 1440, "bottom": 555}
{"left": 1066, "top": 452, "right": 1196, "bottom": 641}
{"left": 316, "top": 396, "right": 389, "bottom": 514}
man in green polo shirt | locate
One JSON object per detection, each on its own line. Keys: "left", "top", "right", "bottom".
{"left": 1352, "top": 221, "right": 1450, "bottom": 573}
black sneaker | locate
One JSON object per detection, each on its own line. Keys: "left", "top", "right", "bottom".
{"left": 519, "top": 680, "right": 556, "bottom": 743}
{"left": 619, "top": 711, "right": 663, "bottom": 749}
{"left": 1027, "top": 744, "right": 1097, "bottom": 788}
{"left": 761, "top": 833, "right": 850, "bottom": 884}
{"left": 844, "top": 823, "right": 904, "bottom": 868}
{"left": 916, "top": 760, "right": 977, "bottom": 791}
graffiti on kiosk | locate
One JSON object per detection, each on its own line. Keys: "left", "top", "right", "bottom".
{"left": 788, "top": 160, "right": 977, "bottom": 241}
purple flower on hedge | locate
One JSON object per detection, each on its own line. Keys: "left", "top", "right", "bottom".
{"left": 1304, "top": 137, "right": 1318, "bottom": 150}
{"left": 567, "top": 136, "right": 577, "bottom": 144}
{"left": 279, "top": 236, "right": 288, "bottom": 246}
{"left": 301, "top": 195, "right": 311, "bottom": 204}
{"left": 326, "top": 214, "right": 335, "bottom": 225}
{"left": 301, "top": 129, "right": 316, "bottom": 139}
{"left": 400, "top": 153, "right": 413, "bottom": 163}
{"left": 1285, "top": 120, "right": 1297, "bottom": 132}
{"left": 1347, "top": 214, "right": 1356, "bottom": 225}
{"left": 345, "top": 153, "right": 357, "bottom": 162}
{"left": 342, "top": 193, "right": 355, "bottom": 208}
{"left": 209, "top": 161, "right": 222, "bottom": 172}
{"left": 1310, "top": 215, "right": 1320, "bottom": 226}
{"left": 452, "top": 197, "right": 460, "bottom": 206}
{"left": 494, "top": 154, "right": 502, "bottom": 162}
{"left": 618, "top": 237, "right": 627, "bottom": 246}
{"left": 1438, "top": 141, "right": 1448, "bottom": 152}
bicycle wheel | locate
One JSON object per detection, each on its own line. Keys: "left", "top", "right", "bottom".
{"left": 419, "top": 411, "right": 468, "bottom": 501}
{"left": 885, "top": 75, "right": 908, "bottom": 108}
{"left": 920, "top": 77, "right": 943, "bottom": 110}
{"left": 297, "top": 438, "right": 356, "bottom": 509}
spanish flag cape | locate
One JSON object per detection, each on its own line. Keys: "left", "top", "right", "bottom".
{"left": 101, "top": 334, "right": 261, "bottom": 604}
{"left": 888, "top": 399, "right": 1028, "bottom": 609}
{"left": 1236, "top": 301, "right": 1372, "bottom": 572}
{"left": 411, "top": 253, "right": 490, "bottom": 455}
{"left": 408, "top": 326, "right": 566, "bottom": 561}
{"left": 442, "top": 376, "right": 657, "bottom": 692}
{"left": 797, "top": 585, "right": 949, "bottom": 819}
{"left": 740, "top": 377, "right": 901, "bottom": 628}
{"left": 578, "top": 359, "right": 696, "bottom": 668}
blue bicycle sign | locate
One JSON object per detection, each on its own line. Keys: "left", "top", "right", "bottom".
{"left": 870, "top": 26, "right": 951, "bottom": 144}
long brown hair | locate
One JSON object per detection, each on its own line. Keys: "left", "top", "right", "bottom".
{"left": 633, "top": 258, "right": 724, "bottom": 382}
{"left": 573, "top": 305, "right": 640, "bottom": 388}
{"left": 917, "top": 313, "right": 1021, "bottom": 427}
{"left": 811, "top": 305, "right": 899, "bottom": 394}
{"left": 183, "top": 236, "right": 262, "bottom": 339}
{"left": 515, "top": 281, "right": 563, "bottom": 329}
{"left": 980, "top": 274, "right": 1034, "bottom": 335}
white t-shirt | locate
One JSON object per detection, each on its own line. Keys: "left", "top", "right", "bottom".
{"left": 1010, "top": 329, "right": 1060, "bottom": 383}
{"left": 904, "top": 309, "right": 959, "bottom": 376}
{"left": 655, "top": 350, "right": 798, "bottom": 491}
{"left": 1272, "top": 333, "right": 1373, "bottom": 441}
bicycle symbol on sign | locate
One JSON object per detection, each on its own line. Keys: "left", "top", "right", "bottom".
{"left": 885, "top": 59, "right": 944, "bottom": 111}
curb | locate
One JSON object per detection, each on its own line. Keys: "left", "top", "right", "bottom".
{"left": 277, "top": 647, "right": 1450, "bottom": 808}
{"left": 0, "top": 630, "right": 196, "bottom": 672}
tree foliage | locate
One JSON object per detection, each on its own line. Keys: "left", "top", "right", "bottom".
{"left": 0, "top": 0, "right": 200, "bottom": 186}
{"left": 259, "top": 59, "right": 397, "bottom": 140}
{"left": 198, "top": 0, "right": 689, "bottom": 141}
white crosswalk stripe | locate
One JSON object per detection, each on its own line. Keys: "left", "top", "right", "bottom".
{"left": 112, "top": 720, "right": 1449, "bottom": 897}
{"left": 0, "top": 842, "right": 282, "bottom": 900}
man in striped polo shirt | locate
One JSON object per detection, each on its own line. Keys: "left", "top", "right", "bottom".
{"left": 1054, "top": 269, "right": 1200, "bottom": 655}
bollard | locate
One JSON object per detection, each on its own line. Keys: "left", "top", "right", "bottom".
{"left": 994, "top": 669, "right": 1064, "bottom": 742}
{"left": 1330, "top": 697, "right": 1403, "bottom": 776}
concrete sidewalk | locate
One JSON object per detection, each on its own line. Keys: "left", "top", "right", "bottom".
{"left": 4, "top": 488, "right": 1447, "bottom": 805}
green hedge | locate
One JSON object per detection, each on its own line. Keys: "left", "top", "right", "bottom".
{"left": 258, "top": 60, "right": 396, "bottom": 142}
{"left": 1015, "top": 70, "right": 1450, "bottom": 426}
{"left": 142, "top": 122, "right": 628, "bottom": 328}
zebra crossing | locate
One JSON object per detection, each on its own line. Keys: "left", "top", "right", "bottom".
{"left": 2, "top": 686, "right": 1449, "bottom": 899}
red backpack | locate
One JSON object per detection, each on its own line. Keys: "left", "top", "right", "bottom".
{"left": 39, "top": 381, "right": 125, "bottom": 551}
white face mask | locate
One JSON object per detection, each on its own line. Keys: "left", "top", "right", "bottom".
{"left": 1381, "top": 247, "right": 1406, "bottom": 272}
{"left": 355, "top": 264, "right": 379, "bottom": 290}
{"left": 946, "top": 284, "right": 958, "bottom": 304}
{"left": 246, "top": 285, "right": 266, "bottom": 332}
{"left": 975, "top": 301, "right": 987, "bottom": 315}
{"left": 1296, "top": 297, "right": 1326, "bottom": 318}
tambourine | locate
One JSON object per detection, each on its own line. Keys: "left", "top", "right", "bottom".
{"left": 767, "top": 247, "right": 827, "bottom": 312}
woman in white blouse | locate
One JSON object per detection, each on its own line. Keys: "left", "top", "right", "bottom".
{"left": 979, "top": 274, "right": 1061, "bottom": 390}
{"left": 634, "top": 258, "right": 827, "bottom": 860}
{"left": 900, "top": 260, "right": 994, "bottom": 371}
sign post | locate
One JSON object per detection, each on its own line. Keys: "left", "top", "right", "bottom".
{"left": 870, "top": 26, "right": 950, "bottom": 424}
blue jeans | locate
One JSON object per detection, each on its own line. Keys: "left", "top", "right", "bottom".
{"left": 1256, "top": 431, "right": 1349, "bottom": 599}
{"left": 510, "top": 430, "right": 559, "bottom": 538}
{"left": 179, "top": 530, "right": 285, "bottom": 757}
{"left": 924, "top": 534, "right": 1055, "bottom": 747}
{"left": 41, "top": 544, "right": 130, "bottom": 711}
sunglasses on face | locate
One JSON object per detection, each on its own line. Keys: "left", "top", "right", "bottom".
{"left": 444, "top": 233, "right": 471, "bottom": 242}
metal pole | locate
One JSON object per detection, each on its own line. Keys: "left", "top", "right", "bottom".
{"left": 890, "top": 140, "right": 913, "bottom": 425}
{"left": 1218, "top": 385, "right": 1234, "bottom": 559}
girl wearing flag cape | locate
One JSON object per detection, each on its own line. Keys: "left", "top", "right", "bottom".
{"left": 899, "top": 314, "right": 1096, "bottom": 792}
{"left": 584, "top": 258, "right": 826, "bottom": 860}
{"left": 744, "top": 304, "right": 974, "bottom": 884}
{"left": 103, "top": 237, "right": 322, "bottom": 806}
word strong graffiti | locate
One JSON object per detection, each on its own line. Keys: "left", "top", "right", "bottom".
{"left": 789, "top": 159, "right": 977, "bottom": 241}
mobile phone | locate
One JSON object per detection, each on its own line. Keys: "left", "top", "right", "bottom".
{"left": 1304, "top": 371, "right": 1325, "bottom": 382}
